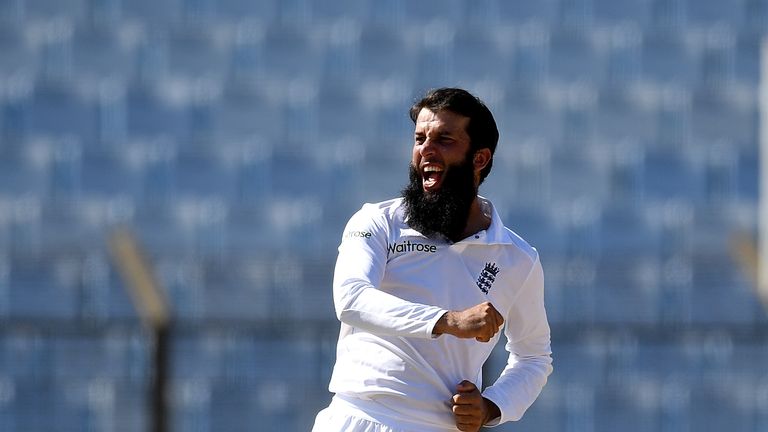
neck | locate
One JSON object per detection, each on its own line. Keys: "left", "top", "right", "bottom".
{"left": 453, "top": 196, "right": 491, "bottom": 242}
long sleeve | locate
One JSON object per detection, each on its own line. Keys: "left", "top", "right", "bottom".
{"left": 332, "top": 205, "right": 448, "bottom": 338}
{"left": 482, "top": 254, "right": 553, "bottom": 424}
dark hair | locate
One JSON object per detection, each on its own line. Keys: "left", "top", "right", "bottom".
{"left": 409, "top": 88, "right": 499, "bottom": 184}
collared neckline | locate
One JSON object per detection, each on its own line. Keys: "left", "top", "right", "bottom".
{"left": 396, "top": 196, "right": 512, "bottom": 246}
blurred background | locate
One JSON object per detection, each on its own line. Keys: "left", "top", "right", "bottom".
{"left": 1, "top": 0, "right": 767, "bottom": 431}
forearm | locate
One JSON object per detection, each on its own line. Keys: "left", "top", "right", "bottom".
{"left": 335, "top": 278, "right": 447, "bottom": 338}
{"left": 482, "top": 354, "right": 552, "bottom": 423}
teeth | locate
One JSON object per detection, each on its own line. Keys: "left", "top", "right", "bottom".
{"left": 423, "top": 166, "right": 443, "bottom": 173}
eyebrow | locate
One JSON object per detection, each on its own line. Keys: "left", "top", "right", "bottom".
{"left": 414, "top": 129, "right": 456, "bottom": 138}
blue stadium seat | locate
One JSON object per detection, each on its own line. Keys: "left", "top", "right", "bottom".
{"left": 511, "top": 24, "right": 550, "bottom": 84}
{"left": 319, "top": 21, "right": 361, "bottom": 86}
{"left": 411, "top": 22, "right": 455, "bottom": 92}
{"left": 654, "top": 92, "right": 692, "bottom": 147}
{"left": 736, "top": 146, "right": 758, "bottom": 201}
{"left": 122, "top": 0, "right": 181, "bottom": 26}
{"left": 80, "top": 148, "right": 141, "bottom": 199}
{"left": 450, "top": 28, "right": 511, "bottom": 85}
{"left": 643, "top": 148, "right": 702, "bottom": 201}
{"left": 599, "top": 203, "right": 661, "bottom": 254}
{"left": 605, "top": 139, "right": 646, "bottom": 204}
{"left": 701, "top": 143, "right": 739, "bottom": 204}
{"left": 697, "top": 34, "right": 736, "bottom": 88}
{"left": 0, "top": 25, "right": 37, "bottom": 80}
{"left": 506, "top": 205, "right": 567, "bottom": 254}
{"left": 310, "top": 0, "right": 366, "bottom": 24}
{"left": 742, "top": 0, "right": 768, "bottom": 31}
{"left": 30, "top": 81, "right": 97, "bottom": 144}
{"left": 315, "top": 82, "right": 367, "bottom": 142}
{"left": 602, "top": 27, "right": 643, "bottom": 85}
{"left": 215, "top": 0, "right": 277, "bottom": 23}
{"left": 556, "top": 255, "right": 599, "bottom": 322}
{"left": 549, "top": 149, "right": 606, "bottom": 204}
{"left": 593, "top": 0, "right": 650, "bottom": 26}
{"left": 166, "top": 27, "right": 229, "bottom": 83}
{"left": 595, "top": 380, "right": 660, "bottom": 432}
{"left": 127, "top": 84, "right": 187, "bottom": 140}
{"left": 647, "top": 0, "right": 687, "bottom": 29}
{"left": 689, "top": 378, "right": 756, "bottom": 432}
{"left": 684, "top": 0, "right": 743, "bottom": 30}
{"left": 641, "top": 30, "right": 697, "bottom": 84}
{"left": 402, "top": 0, "right": 464, "bottom": 26}
{"left": 460, "top": 0, "right": 502, "bottom": 28}
{"left": 71, "top": 26, "right": 134, "bottom": 83}
{"left": 734, "top": 29, "right": 762, "bottom": 86}
{"left": 0, "top": 144, "right": 50, "bottom": 198}
{"left": 225, "top": 203, "right": 273, "bottom": 254}
{"left": 362, "top": 0, "right": 406, "bottom": 27}
{"left": 501, "top": 86, "right": 560, "bottom": 143}
{"left": 212, "top": 85, "right": 282, "bottom": 143}
{"left": 595, "top": 86, "right": 655, "bottom": 142}
{"left": 173, "top": 147, "right": 237, "bottom": 200}
{"left": 556, "top": 0, "right": 595, "bottom": 28}
{"left": 655, "top": 254, "right": 694, "bottom": 323}
{"left": 12, "top": 379, "right": 56, "bottom": 430}
{"left": 0, "top": 375, "right": 14, "bottom": 431}
{"left": 496, "top": 0, "right": 558, "bottom": 24}
{"left": 260, "top": 23, "right": 320, "bottom": 81}
{"left": 0, "top": 196, "right": 44, "bottom": 255}
{"left": 690, "top": 86, "right": 756, "bottom": 146}
{"left": 199, "top": 257, "right": 271, "bottom": 320}
{"left": 1, "top": 82, "right": 34, "bottom": 140}
{"left": 25, "top": 0, "right": 87, "bottom": 21}
{"left": 8, "top": 255, "right": 79, "bottom": 319}
{"left": 690, "top": 252, "right": 761, "bottom": 324}
{"left": 358, "top": 25, "right": 415, "bottom": 82}
{"left": 153, "top": 197, "right": 228, "bottom": 257}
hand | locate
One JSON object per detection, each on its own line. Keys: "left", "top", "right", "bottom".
{"left": 433, "top": 301, "right": 504, "bottom": 342}
{"left": 451, "top": 380, "right": 500, "bottom": 432}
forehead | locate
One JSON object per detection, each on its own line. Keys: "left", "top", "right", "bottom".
{"left": 414, "top": 108, "right": 470, "bottom": 136}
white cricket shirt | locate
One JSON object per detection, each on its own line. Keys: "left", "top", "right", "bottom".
{"left": 327, "top": 197, "right": 553, "bottom": 431}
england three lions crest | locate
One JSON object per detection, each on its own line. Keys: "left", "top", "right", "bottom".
{"left": 476, "top": 262, "right": 500, "bottom": 294}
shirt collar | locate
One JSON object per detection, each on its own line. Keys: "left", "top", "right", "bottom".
{"left": 396, "top": 196, "right": 511, "bottom": 245}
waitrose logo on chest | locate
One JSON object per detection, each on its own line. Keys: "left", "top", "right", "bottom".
{"left": 387, "top": 240, "right": 437, "bottom": 255}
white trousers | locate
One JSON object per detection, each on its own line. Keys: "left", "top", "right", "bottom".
{"left": 311, "top": 406, "right": 402, "bottom": 432}
{"left": 311, "top": 397, "right": 407, "bottom": 432}
{"left": 311, "top": 394, "right": 458, "bottom": 432}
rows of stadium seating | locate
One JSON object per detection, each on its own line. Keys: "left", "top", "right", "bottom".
{"left": 1, "top": 327, "right": 767, "bottom": 431}
{"left": 2, "top": 0, "right": 767, "bottom": 430}
{"left": 0, "top": 246, "right": 762, "bottom": 325}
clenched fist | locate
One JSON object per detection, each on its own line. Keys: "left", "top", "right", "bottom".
{"left": 433, "top": 301, "right": 504, "bottom": 342}
{"left": 451, "top": 380, "right": 500, "bottom": 431}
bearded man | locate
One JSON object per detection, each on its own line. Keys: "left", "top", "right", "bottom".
{"left": 312, "top": 88, "right": 553, "bottom": 432}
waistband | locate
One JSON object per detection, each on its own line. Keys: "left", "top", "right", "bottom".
{"left": 331, "top": 394, "right": 457, "bottom": 432}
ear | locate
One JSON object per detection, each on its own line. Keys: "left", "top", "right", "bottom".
{"left": 472, "top": 148, "right": 492, "bottom": 173}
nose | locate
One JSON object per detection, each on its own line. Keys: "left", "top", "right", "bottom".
{"left": 420, "top": 138, "right": 436, "bottom": 158}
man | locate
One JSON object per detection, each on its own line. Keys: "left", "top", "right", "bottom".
{"left": 313, "top": 88, "right": 552, "bottom": 432}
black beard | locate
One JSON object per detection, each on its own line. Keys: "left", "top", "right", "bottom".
{"left": 401, "top": 155, "right": 477, "bottom": 241}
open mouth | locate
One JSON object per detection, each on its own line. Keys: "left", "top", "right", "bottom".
{"left": 422, "top": 165, "right": 444, "bottom": 191}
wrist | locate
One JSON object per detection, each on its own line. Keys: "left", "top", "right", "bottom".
{"left": 432, "top": 311, "right": 455, "bottom": 336}
{"left": 483, "top": 397, "right": 501, "bottom": 425}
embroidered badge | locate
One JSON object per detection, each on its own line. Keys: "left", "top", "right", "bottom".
{"left": 476, "top": 262, "right": 500, "bottom": 294}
